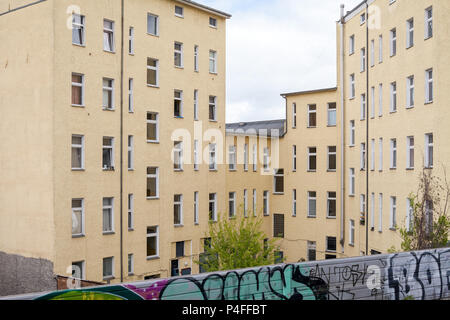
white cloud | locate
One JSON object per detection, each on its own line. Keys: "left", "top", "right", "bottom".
{"left": 201, "top": 0, "right": 363, "bottom": 122}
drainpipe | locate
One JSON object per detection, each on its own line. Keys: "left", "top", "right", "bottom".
{"left": 339, "top": 4, "right": 346, "bottom": 253}
{"left": 365, "top": 1, "right": 370, "bottom": 256}
{"left": 119, "top": 0, "right": 125, "bottom": 283}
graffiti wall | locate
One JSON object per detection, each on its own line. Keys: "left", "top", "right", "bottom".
{"left": 3, "top": 248, "right": 450, "bottom": 300}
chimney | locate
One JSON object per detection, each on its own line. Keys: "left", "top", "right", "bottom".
{"left": 340, "top": 4, "right": 345, "bottom": 23}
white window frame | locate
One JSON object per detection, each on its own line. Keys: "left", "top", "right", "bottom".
{"left": 252, "top": 189, "right": 257, "bottom": 217}
{"left": 379, "top": 194, "right": 383, "bottom": 232}
{"left": 308, "top": 191, "right": 317, "bottom": 218}
{"left": 72, "top": 14, "right": 85, "bottom": 46}
{"left": 71, "top": 73, "right": 84, "bottom": 107}
{"left": 350, "top": 74, "right": 355, "bottom": 99}
{"left": 209, "top": 144, "right": 217, "bottom": 171}
{"left": 263, "top": 147, "right": 270, "bottom": 172}
{"left": 252, "top": 144, "right": 257, "bottom": 172}
{"left": 173, "top": 141, "right": 184, "bottom": 171}
{"left": 390, "top": 82, "right": 397, "bottom": 112}
{"left": 194, "top": 89, "right": 199, "bottom": 120}
{"left": 292, "top": 103, "right": 297, "bottom": 128}
{"left": 328, "top": 103, "right": 337, "bottom": 126}
{"left": 349, "top": 120, "right": 355, "bottom": 146}
{"left": 244, "top": 144, "right": 249, "bottom": 171}
{"left": 361, "top": 93, "right": 366, "bottom": 120}
{"left": 327, "top": 192, "right": 337, "bottom": 218}
{"left": 361, "top": 143, "right": 366, "bottom": 171}
{"left": 174, "top": 42, "right": 184, "bottom": 68}
{"left": 349, "top": 35, "right": 355, "bottom": 55}
{"left": 308, "top": 104, "right": 317, "bottom": 127}
{"left": 244, "top": 189, "right": 248, "bottom": 217}
{"left": 370, "top": 86, "right": 375, "bottom": 118}
{"left": 128, "top": 135, "right": 134, "bottom": 170}
{"left": 146, "top": 167, "right": 159, "bottom": 199}
{"left": 174, "top": 90, "right": 183, "bottom": 118}
{"left": 349, "top": 219, "right": 355, "bottom": 246}
{"left": 406, "top": 18, "right": 414, "bottom": 48}
{"left": 228, "top": 192, "right": 236, "bottom": 218}
{"left": 147, "top": 13, "right": 159, "bottom": 36}
{"left": 371, "top": 193, "right": 375, "bottom": 230}
{"left": 102, "top": 78, "right": 114, "bottom": 110}
{"left": 129, "top": 26, "right": 134, "bottom": 54}
{"left": 103, "top": 19, "right": 115, "bottom": 53}
{"left": 390, "top": 28, "right": 397, "bottom": 57}
{"left": 128, "top": 78, "right": 134, "bottom": 112}
{"left": 146, "top": 226, "right": 159, "bottom": 259}
{"left": 349, "top": 168, "right": 355, "bottom": 196}
{"left": 425, "top": 7, "right": 433, "bottom": 39}
{"left": 407, "top": 136, "right": 414, "bottom": 169}
{"left": 378, "top": 83, "right": 383, "bottom": 116}
{"left": 406, "top": 198, "right": 413, "bottom": 232}
{"left": 378, "top": 35, "right": 383, "bottom": 63}
{"left": 390, "top": 196, "right": 397, "bottom": 230}
{"left": 174, "top": 194, "right": 184, "bottom": 226}
{"left": 308, "top": 147, "right": 317, "bottom": 171}
{"left": 209, "top": 17, "right": 217, "bottom": 28}
{"left": 128, "top": 194, "right": 134, "bottom": 230}
{"left": 175, "top": 5, "right": 184, "bottom": 18}
{"left": 147, "top": 58, "right": 159, "bottom": 87}
{"left": 194, "top": 45, "right": 199, "bottom": 72}
{"left": 194, "top": 192, "right": 199, "bottom": 225}
{"left": 72, "top": 198, "right": 85, "bottom": 237}
{"left": 209, "top": 50, "right": 217, "bottom": 74}
{"left": 360, "top": 47, "right": 366, "bottom": 72}
{"left": 102, "top": 137, "right": 115, "bottom": 170}
{"left": 209, "top": 193, "right": 217, "bottom": 221}
{"left": 406, "top": 75, "right": 414, "bottom": 108}
{"left": 292, "top": 145, "right": 297, "bottom": 172}
{"left": 229, "top": 145, "right": 236, "bottom": 171}
{"left": 128, "top": 254, "right": 134, "bottom": 275}
{"left": 425, "top": 68, "right": 433, "bottom": 103}
{"left": 370, "top": 39, "right": 375, "bottom": 67}
{"left": 425, "top": 133, "right": 434, "bottom": 169}
{"left": 102, "top": 197, "right": 114, "bottom": 234}
{"left": 328, "top": 146, "right": 337, "bottom": 171}
{"left": 390, "top": 139, "right": 397, "bottom": 169}
{"left": 209, "top": 96, "right": 217, "bottom": 121}
{"left": 102, "top": 257, "right": 114, "bottom": 280}
{"left": 371, "top": 139, "right": 375, "bottom": 171}
{"left": 273, "top": 169, "right": 284, "bottom": 194}
{"left": 263, "top": 191, "right": 269, "bottom": 216}
{"left": 194, "top": 139, "right": 199, "bottom": 171}
{"left": 71, "top": 135, "right": 85, "bottom": 170}
{"left": 292, "top": 189, "right": 297, "bottom": 217}
{"left": 379, "top": 138, "right": 384, "bottom": 171}
{"left": 147, "top": 112, "right": 159, "bottom": 143}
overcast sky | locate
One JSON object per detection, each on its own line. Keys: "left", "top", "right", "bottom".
{"left": 200, "top": 0, "right": 362, "bottom": 123}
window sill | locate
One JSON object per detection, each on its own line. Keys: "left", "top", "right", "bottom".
{"left": 174, "top": 66, "right": 184, "bottom": 70}
{"left": 103, "top": 50, "right": 116, "bottom": 54}
{"left": 209, "top": 25, "right": 218, "bottom": 29}
{"left": 146, "top": 197, "right": 160, "bottom": 200}
{"left": 307, "top": 126, "right": 317, "bottom": 129}
{"left": 209, "top": 169, "right": 218, "bottom": 172}
{"left": 327, "top": 169, "right": 337, "bottom": 173}
{"left": 307, "top": 170, "right": 317, "bottom": 173}
{"left": 72, "top": 234, "right": 85, "bottom": 239}
{"left": 406, "top": 106, "right": 414, "bottom": 110}
{"left": 146, "top": 256, "right": 160, "bottom": 261}
{"left": 406, "top": 167, "right": 414, "bottom": 171}
{"left": 174, "top": 169, "right": 184, "bottom": 172}
{"left": 425, "top": 101, "right": 433, "bottom": 105}
{"left": 389, "top": 227, "right": 397, "bottom": 232}
{"left": 349, "top": 194, "right": 355, "bottom": 198}
{"left": 103, "top": 276, "right": 115, "bottom": 281}
{"left": 174, "top": 116, "right": 184, "bottom": 119}
{"left": 72, "top": 43, "right": 86, "bottom": 48}
{"left": 71, "top": 104, "right": 85, "bottom": 108}
{"left": 273, "top": 192, "right": 284, "bottom": 196}
{"left": 147, "top": 84, "right": 160, "bottom": 89}
{"left": 348, "top": 243, "right": 355, "bottom": 247}
{"left": 209, "top": 72, "right": 218, "bottom": 76}
{"left": 147, "top": 140, "right": 160, "bottom": 144}
{"left": 174, "top": 224, "right": 184, "bottom": 228}
{"left": 102, "top": 107, "right": 115, "bottom": 112}
{"left": 103, "top": 168, "right": 115, "bottom": 172}
{"left": 209, "top": 120, "right": 218, "bottom": 123}
{"left": 327, "top": 125, "right": 337, "bottom": 128}
{"left": 327, "top": 216, "right": 337, "bottom": 220}
{"left": 103, "top": 231, "right": 115, "bottom": 235}
{"left": 147, "top": 33, "right": 159, "bottom": 37}
{"left": 229, "top": 169, "right": 237, "bottom": 172}
{"left": 72, "top": 168, "right": 85, "bottom": 172}
{"left": 307, "top": 216, "right": 317, "bottom": 219}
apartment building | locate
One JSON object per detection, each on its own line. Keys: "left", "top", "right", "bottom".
{"left": 0, "top": 0, "right": 231, "bottom": 295}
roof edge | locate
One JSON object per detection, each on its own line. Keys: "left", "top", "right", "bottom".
{"left": 175, "top": 0, "right": 232, "bottom": 19}
{"left": 280, "top": 87, "right": 337, "bottom": 98}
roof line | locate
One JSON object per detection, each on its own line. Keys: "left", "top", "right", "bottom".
{"left": 280, "top": 87, "right": 337, "bottom": 97}
{"left": 226, "top": 119, "right": 285, "bottom": 126}
{"left": 0, "top": 0, "right": 47, "bottom": 17}
{"left": 175, "top": 0, "right": 232, "bottom": 19}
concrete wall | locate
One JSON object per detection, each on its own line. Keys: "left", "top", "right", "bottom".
{"left": 4, "top": 247, "right": 449, "bottom": 300}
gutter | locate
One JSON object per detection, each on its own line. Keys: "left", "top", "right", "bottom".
{"left": 119, "top": 0, "right": 125, "bottom": 283}
{"left": 339, "top": 4, "right": 346, "bottom": 252}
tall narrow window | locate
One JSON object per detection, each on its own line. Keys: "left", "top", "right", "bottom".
{"left": 371, "top": 139, "right": 375, "bottom": 171}
{"left": 244, "top": 144, "right": 249, "bottom": 171}
{"left": 72, "top": 14, "right": 85, "bottom": 46}
{"left": 146, "top": 167, "right": 159, "bottom": 199}
{"left": 361, "top": 94, "right": 366, "bottom": 120}
{"left": 349, "top": 35, "right": 355, "bottom": 55}
{"left": 292, "top": 189, "right": 297, "bottom": 217}
{"left": 194, "top": 140, "right": 199, "bottom": 171}
{"left": 194, "top": 45, "right": 199, "bottom": 72}
{"left": 360, "top": 47, "right": 366, "bottom": 72}
{"left": 71, "top": 73, "right": 84, "bottom": 106}
{"left": 228, "top": 192, "right": 236, "bottom": 218}
{"left": 370, "top": 87, "right": 375, "bottom": 118}
{"left": 361, "top": 143, "right": 366, "bottom": 171}
{"left": 174, "top": 90, "right": 183, "bottom": 117}
{"left": 349, "top": 168, "right": 355, "bottom": 196}
{"left": 308, "top": 147, "right": 317, "bottom": 171}
{"left": 147, "top": 13, "right": 159, "bottom": 36}
{"left": 263, "top": 191, "right": 269, "bottom": 216}
{"left": 308, "top": 192, "right": 317, "bottom": 218}
{"left": 174, "top": 42, "right": 183, "bottom": 67}
{"left": 390, "top": 82, "right": 397, "bottom": 112}
{"left": 390, "top": 196, "right": 397, "bottom": 230}
{"left": 103, "top": 20, "right": 115, "bottom": 52}
{"left": 390, "top": 28, "right": 397, "bottom": 57}
{"left": 360, "top": 194, "right": 366, "bottom": 224}
{"left": 173, "top": 141, "right": 183, "bottom": 171}
{"left": 71, "top": 135, "right": 84, "bottom": 170}
{"left": 425, "top": 69, "right": 433, "bottom": 103}
{"left": 228, "top": 145, "right": 236, "bottom": 171}
{"left": 390, "top": 139, "right": 397, "bottom": 169}
{"left": 378, "top": 35, "right": 383, "bottom": 63}
{"left": 128, "top": 135, "right": 134, "bottom": 170}
{"left": 406, "top": 198, "right": 413, "bottom": 232}
{"left": 128, "top": 78, "right": 134, "bottom": 112}
{"left": 194, "top": 89, "right": 199, "bottom": 120}
{"left": 407, "top": 136, "right": 415, "bottom": 169}
{"left": 209, "top": 96, "right": 217, "bottom": 121}
{"left": 174, "top": 195, "right": 183, "bottom": 226}
{"left": 308, "top": 104, "right": 317, "bottom": 127}
{"left": 103, "top": 257, "right": 114, "bottom": 279}
{"left": 378, "top": 83, "right": 383, "bottom": 116}
{"left": 273, "top": 169, "right": 284, "bottom": 194}
{"left": 102, "top": 197, "right": 114, "bottom": 233}
{"left": 425, "top": 133, "right": 434, "bottom": 168}
{"left": 370, "top": 39, "right": 375, "bottom": 67}
{"left": 327, "top": 192, "right": 337, "bottom": 218}
{"left": 406, "top": 18, "right": 414, "bottom": 48}
{"left": 349, "top": 120, "right": 355, "bottom": 146}
{"left": 194, "top": 192, "right": 199, "bottom": 225}
{"left": 209, "top": 50, "right": 217, "bottom": 74}
{"left": 307, "top": 241, "right": 317, "bottom": 261}
{"left": 128, "top": 194, "right": 134, "bottom": 230}
{"left": 379, "top": 138, "right": 383, "bottom": 171}
{"left": 147, "top": 58, "right": 159, "bottom": 87}
{"left": 129, "top": 27, "right": 134, "bottom": 54}
{"left": 406, "top": 76, "right": 414, "bottom": 108}
{"left": 328, "top": 146, "right": 337, "bottom": 171}
{"left": 292, "top": 145, "right": 297, "bottom": 172}
{"left": 128, "top": 254, "right": 134, "bottom": 275}
{"left": 252, "top": 144, "right": 257, "bottom": 172}
{"left": 209, "top": 193, "right": 217, "bottom": 221}
{"left": 252, "top": 189, "right": 257, "bottom": 217}
{"left": 146, "top": 112, "right": 159, "bottom": 143}
{"left": 349, "top": 220, "right": 355, "bottom": 245}
{"left": 102, "top": 137, "right": 114, "bottom": 170}
{"left": 263, "top": 147, "right": 270, "bottom": 172}
{"left": 292, "top": 103, "right": 297, "bottom": 128}
{"left": 328, "top": 103, "right": 337, "bottom": 126}
{"left": 350, "top": 74, "right": 355, "bottom": 99}
{"left": 244, "top": 189, "right": 248, "bottom": 217}
{"left": 371, "top": 193, "right": 375, "bottom": 230}
{"left": 147, "top": 226, "right": 159, "bottom": 258}
{"left": 72, "top": 199, "right": 84, "bottom": 236}
{"left": 379, "top": 194, "right": 383, "bottom": 232}
{"left": 209, "top": 144, "right": 217, "bottom": 170}
{"left": 425, "top": 7, "right": 433, "bottom": 39}
{"left": 102, "top": 78, "right": 114, "bottom": 110}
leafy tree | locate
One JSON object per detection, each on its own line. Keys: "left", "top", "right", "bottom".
{"left": 397, "top": 167, "right": 450, "bottom": 252}
{"left": 195, "top": 206, "right": 283, "bottom": 273}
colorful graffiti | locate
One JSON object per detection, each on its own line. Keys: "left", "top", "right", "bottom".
{"left": 4, "top": 248, "right": 450, "bottom": 300}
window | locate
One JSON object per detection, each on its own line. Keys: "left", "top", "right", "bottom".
{"left": 228, "top": 192, "right": 236, "bottom": 218}
{"left": 173, "top": 141, "right": 183, "bottom": 171}
{"left": 244, "top": 189, "right": 248, "bottom": 217}
{"left": 228, "top": 145, "right": 236, "bottom": 171}
{"left": 349, "top": 220, "right": 355, "bottom": 245}
{"left": 244, "top": 144, "right": 249, "bottom": 171}
{"left": 390, "top": 28, "right": 396, "bottom": 57}
{"left": 406, "top": 198, "right": 413, "bottom": 233}
{"left": 147, "top": 58, "right": 159, "bottom": 87}
{"left": 174, "top": 90, "right": 183, "bottom": 117}
{"left": 209, "top": 17, "right": 217, "bottom": 28}
{"left": 102, "top": 78, "right": 114, "bottom": 110}
{"left": 370, "top": 39, "right": 375, "bottom": 67}
{"left": 273, "top": 169, "right": 284, "bottom": 194}
{"left": 292, "top": 145, "right": 297, "bottom": 172}
{"left": 72, "top": 199, "right": 84, "bottom": 236}
{"left": 128, "top": 194, "right": 134, "bottom": 230}
{"left": 379, "top": 138, "right": 384, "bottom": 171}
{"left": 371, "top": 139, "right": 375, "bottom": 171}
{"left": 209, "top": 193, "right": 217, "bottom": 221}
{"left": 103, "top": 257, "right": 114, "bottom": 279}
{"left": 425, "top": 133, "right": 434, "bottom": 168}
{"left": 209, "top": 50, "right": 217, "bottom": 74}
{"left": 406, "top": 18, "right": 414, "bottom": 48}
{"left": 371, "top": 193, "right": 375, "bottom": 230}
{"left": 209, "top": 144, "right": 217, "bottom": 170}
{"left": 379, "top": 83, "right": 383, "bottom": 116}
{"left": 72, "top": 14, "right": 85, "bottom": 46}
{"left": 390, "top": 139, "right": 397, "bottom": 169}
{"left": 407, "top": 136, "right": 414, "bottom": 169}
{"left": 406, "top": 76, "right": 414, "bottom": 108}
{"left": 425, "top": 69, "right": 433, "bottom": 103}
{"left": 147, "top": 112, "right": 159, "bottom": 143}
{"left": 102, "top": 197, "right": 114, "bottom": 233}
{"left": 103, "top": 20, "right": 115, "bottom": 52}
{"left": 292, "top": 103, "right": 297, "bottom": 128}
{"left": 147, "top": 226, "right": 159, "bottom": 258}
{"left": 379, "top": 35, "right": 383, "bottom": 63}
{"left": 370, "top": 87, "right": 375, "bottom": 118}
{"left": 326, "top": 237, "right": 337, "bottom": 253}
{"left": 71, "top": 261, "right": 85, "bottom": 280}
{"left": 147, "top": 167, "right": 159, "bottom": 199}
{"left": 193, "top": 89, "right": 199, "bottom": 120}
{"left": 308, "top": 191, "right": 316, "bottom": 218}
{"left": 349, "top": 120, "right": 355, "bottom": 146}
{"left": 175, "top": 5, "right": 184, "bottom": 17}
{"left": 307, "top": 241, "right": 317, "bottom": 261}
{"left": 176, "top": 241, "right": 185, "bottom": 258}
{"left": 360, "top": 12, "right": 366, "bottom": 25}
{"left": 263, "top": 147, "right": 270, "bottom": 172}
{"left": 147, "top": 13, "right": 159, "bottom": 36}
{"left": 174, "top": 195, "right": 183, "bottom": 226}
{"left": 194, "top": 46, "right": 199, "bottom": 72}
{"left": 252, "top": 144, "right": 257, "bottom": 172}
{"left": 102, "top": 137, "right": 114, "bottom": 170}
{"left": 273, "top": 214, "right": 284, "bottom": 238}
{"left": 174, "top": 42, "right": 183, "bottom": 67}
{"left": 308, "top": 104, "right": 317, "bottom": 127}
{"left": 292, "top": 189, "right": 297, "bottom": 217}
{"left": 209, "top": 96, "right": 217, "bottom": 121}
{"left": 349, "top": 168, "right": 355, "bottom": 196}
{"left": 361, "top": 143, "right": 366, "bottom": 171}
{"left": 71, "top": 135, "right": 84, "bottom": 170}
{"left": 390, "top": 196, "right": 397, "bottom": 230}
{"left": 71, "top": 73, "right": 84, "bottom": 106}
{"left": 128, "top": 135, "right": 134, "bottom": 170}
{"left": 328, "top": 146, "right": 337, "bottom": 171}
{"left": 425, "top": 7, "right": 433, "bottom": 39}
{"left": 194, "top": 140, "right": 199, "bottom": 171}
{"left": 425, "top": 200, "right": 433, "bottom": 235}
{"left": 263, "top": 191, "right": 269, "bottom": 216}
{"left": 360, "top": 47, "right": 366, "bottom": 72}
{"left": 308, "top": 147, "right": 317, "bottom": 171}
{"left": 360, "top": 194, "right": 366, "bottom": 224}
{"left": 129, "top": 27, "right": 134, "bottom": 54}
{"left": 128, "top": 254, "right": 134, "bottom": 275}
{"left": 390, "top": 82, "right": 397, "bottom": 112}
{"left": 328, "top": 103, "right": 337, "bottom": 126}
{"left": 128, "top": 78, "right": 133, "bottom": 112}
{"left": 252, "top": 189, "right": 257, "bottom": 217}
{"left": 350, "top": 74, "right": 355, "bottom": 99}
{"left": 361, "top": 94, "right": 366, "bottom": 120}
{"left": 379, "top": 194, "right": 383, "bottom": 232}
{"left": 194, "top": 191, "right": 199, "bottom": 225}
{"left": 349, "top": 35, "right": 355, "bottom": 55}
{"left": 327, "top": 192, "right": 337, "bottom": 218}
